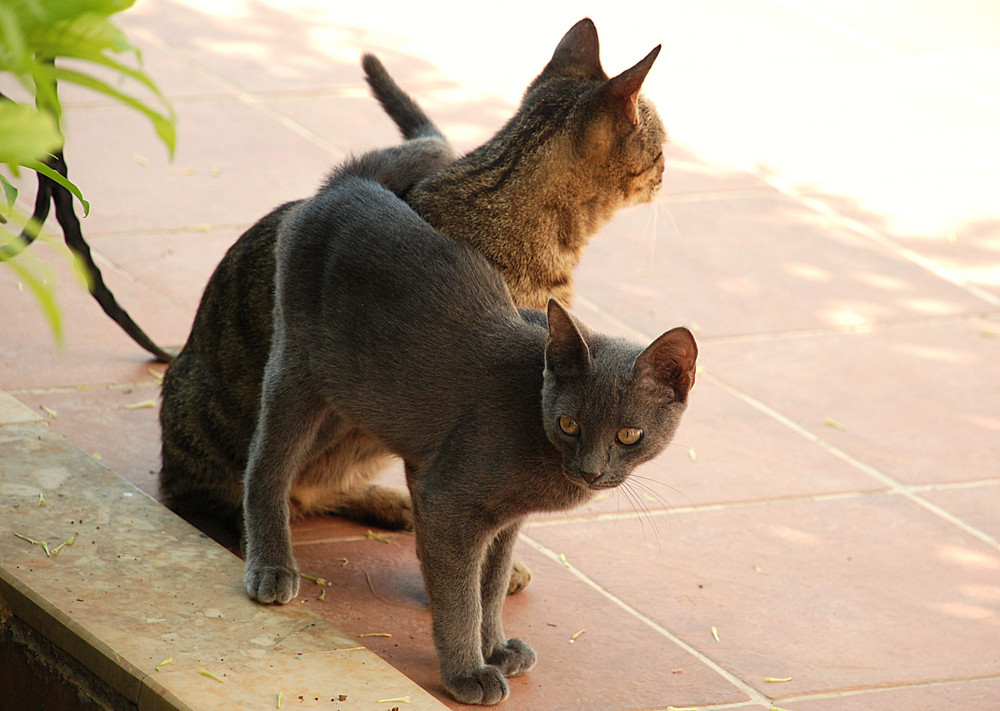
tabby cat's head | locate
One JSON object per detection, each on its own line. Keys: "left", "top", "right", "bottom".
{"left": 541, "top": 300, "right": 697, "bottom": 492}
{"left": 522, "top": 18, "right": 667, "bottom": 207}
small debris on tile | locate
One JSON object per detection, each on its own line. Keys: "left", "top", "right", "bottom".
{"left": 711, "top": 626, "right": 720, "bottom": 642}
{"left": 824, "top": 417, "right": 847, "bottom": 432}
{"left": 376, "top": 696, "right": 410, "bottom": 704}
{"left": 40, "top": 405, "right": 57, "bottom": 419}
{"left": 569, "top": 629, "right": 586, "bottom": 643}
{"left": 148, "top": 367, "right": 164, "bottom": 385}
{"left": 558, "top": 553, "right": 571, "bottom": 569}
{"left": 359, "top": 632, "right": 392, "bottom": 638}
{"left": 13, "top": 532, "right": 47, "bottom": 556}
{"left": 366, "top": 529, "right": 392, "bottom": 544}
{"left": 688, "top": 448, "right": 697, "bottom": 461}
{"left": 198, "top": 668, "right": 224, "bottom": 683}
{"left": 155, "top": 657, "right": 173, "bottom": 672}
{"left": 51, "top": 533, "right": 76, "bottom": 556}
{"left": 276, "top": 691, "right": 283, "bottom": 708}
{"left": 124, "top": 399, "right": 157, "bottom": 410}
{"left": 38, "top": 492, "right": 46, "bottom": 507}
{"left": 764, "top": 677, "right": 792, "bottom": 683}
{"left": 301, "top": 573, "right": 329, "bottom": 586}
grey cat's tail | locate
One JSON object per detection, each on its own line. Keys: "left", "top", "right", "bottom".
{"left": 362, "top": 53, "right": 446, "bottom": 141}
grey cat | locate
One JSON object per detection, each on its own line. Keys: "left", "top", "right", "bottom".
{"left": 242, "top": 147, "right": 697, "bottom": 705}
{"left": 160, "top": 18, "right": 667, "bottom": 596}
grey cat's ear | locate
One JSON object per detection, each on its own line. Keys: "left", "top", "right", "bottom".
{"left": 543, "top": 18, "right": 606, "bottom": 81}
{"left": 605, "top": 45, "right": 661, "bottom": 125}
{"left": 633, "top": 326, "right": 698, "bottom": 400}
{"left": 545, "top": 299, "right": 591, "bottom": 375}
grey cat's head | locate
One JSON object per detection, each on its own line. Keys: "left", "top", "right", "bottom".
{"left": 541, "top": 300, "right": 696, "bottom": 491}
{"left": 521, "top": 17, "right": 668, "bottom": 208}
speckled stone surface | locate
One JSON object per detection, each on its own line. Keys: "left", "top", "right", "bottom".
{"left": 0, "top": 395, "right": 446, "bottom": 710}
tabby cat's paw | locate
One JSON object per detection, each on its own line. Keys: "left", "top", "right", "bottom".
{"left": 245, "top": 564, "right": 299, "bottom": 605}
{"left": 486, "top": 638, "right": 537, "bottom": 678}
{"left": 507, "top": 559, "right": 532, "bottom": 595}
{"left": 444, "top": 666, "right": 509, "bottom": 706}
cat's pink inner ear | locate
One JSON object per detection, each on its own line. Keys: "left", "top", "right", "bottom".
{"left": 607, "top": 45, "right": 661, "bottom": 125}
{"left": 634, "top": 326, "right": 698, "bottom": 398}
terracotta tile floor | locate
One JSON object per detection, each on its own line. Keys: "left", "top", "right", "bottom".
{"left": 3, "top": 1, "right": 999, "bottom": 709}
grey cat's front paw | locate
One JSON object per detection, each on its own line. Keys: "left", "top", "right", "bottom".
{"left": 245, "top": 564, "right": 299, "bottom": 604}
{"left": 444, "top": 666, "right": 509, "bottom": 706}
{"left": 507, "top": 559, "right": 532, "bottom": 595}
{"left": 486, "top": 638, "right": 536, "bottom": 677}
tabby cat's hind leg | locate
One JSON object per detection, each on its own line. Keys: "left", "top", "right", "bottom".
{"left": 507, "top": 560, "right": 532, "bottom": 596}
{"left": 329, "top": 484, "right": 415, "bottom": 531}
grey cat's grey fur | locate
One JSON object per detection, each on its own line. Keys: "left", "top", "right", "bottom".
{"left": 242, "top": 147, "right": 697, "bottom": 705}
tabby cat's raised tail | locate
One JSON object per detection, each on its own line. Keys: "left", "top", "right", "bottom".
{"left": 362, "top": 53, "right": 446, "bottom": 141}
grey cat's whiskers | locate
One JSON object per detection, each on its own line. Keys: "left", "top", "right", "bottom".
{"left": 617, "top": 481, "right": 663, "bottom": 549}
{"left": 629, "top": 471, "right": 694, "bottom": 512}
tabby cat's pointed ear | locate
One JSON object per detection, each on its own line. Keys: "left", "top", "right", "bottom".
{"left": 545, "top": 299, "right": 591, "bottom": 375}
{"left": 543, "top": 18, "right": 606, "bottom": 81}
{"left": 605, "top": 45, "right": 661, "bottom": 125}
{"left": 633, "top": 326, "right": 697, "bottom": 400}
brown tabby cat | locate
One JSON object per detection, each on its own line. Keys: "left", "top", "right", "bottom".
{"left": 159, "top": 19, "right": 667, "bottom": 579}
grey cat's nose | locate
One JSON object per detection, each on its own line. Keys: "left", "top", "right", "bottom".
{"left": 580, "top": 470, "right": 602, "bottom": 484}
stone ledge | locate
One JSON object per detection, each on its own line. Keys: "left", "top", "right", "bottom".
{"left": 0, "top": 392, "right": 446, "bottom": 710}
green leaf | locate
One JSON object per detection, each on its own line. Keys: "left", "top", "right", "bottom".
{"left": 22, "top": 158, "right": 90, "bottom": 216}
{"left": 51, "top": 66, "right": 175, "bottom": 157}
{"left": 36, "top": 0, "right": 137, "bottom": 25}
{"left": 28, "top": 12, "right": 133, "bottom": 60}
{"left": 0, "top": 102, "right": 63, "bottom": 166}
{"left": 1, "top": 227, "right": 62, "bottom": 344}
{"left": 0, "top": 174, "right": 17, "bottom": 212}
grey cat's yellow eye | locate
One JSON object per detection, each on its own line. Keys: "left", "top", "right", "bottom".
{"left": 559, "top": 416, "right": 581, "bottom": 436}
{"left": 616, "top": 427, "right": 643, "bottom": 445}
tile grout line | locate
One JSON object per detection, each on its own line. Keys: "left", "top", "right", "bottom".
{"left": 772, "top": 673, "right": 1000, "bottom": 706}
{"left": 578, "top": 294, "right": 1000, "bottom": 552}
{"left": 519, "top": 534, "right": 776, "bottom": 709}
{"left": 695, "top": 311, "right": 1000, "bottom": 345}
{"left": 523, "top": 489, "right": 886, "bottom": 530}
{"left": 701, "top": 369, "right": 1000, "bottom": 552}
{"left": 123, "top": 24, "right": 350, "bottom": 160}
{"left": 766, "top": 176, "right": 1000, "bottom": 309}
{"left": 576, "top": 297, "right": 998, "bottom": 351}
